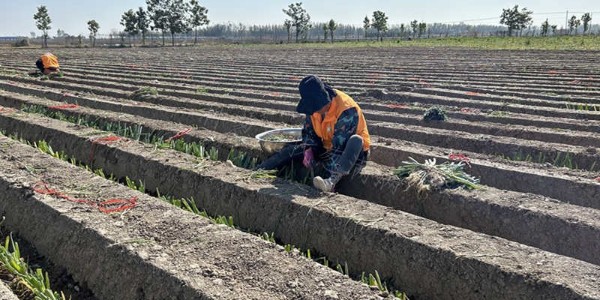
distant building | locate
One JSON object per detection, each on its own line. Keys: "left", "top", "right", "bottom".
{"left": 0, "top": 36, "right": 25, "bottom": 42}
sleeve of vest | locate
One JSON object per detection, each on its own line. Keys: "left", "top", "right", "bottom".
{"left": 326, "top": 108, "right": 359, "bottom": 173}
{"left": 302, "top": 116, "right": 321, "bottom": 149}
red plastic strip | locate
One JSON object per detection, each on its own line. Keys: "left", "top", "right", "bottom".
{"left": 33, "top": 181, "right": 137, "bottom": 214}
{"left": 97, "top": 197, "right": 138, "bottom": 214}
{"left": 460, "top": 108, "right": 481, "bottom": 114}
{"left": 165, "top": 128, "right": 192, "bottom": 142}
{"left": 49, "top": 104, "right": 79, "bottom": 110}
{"left": 448, "top": 153, "right": 471, "bottom": 167}
{"left": 0, "top": 107, "right": 15, "bottom": 114}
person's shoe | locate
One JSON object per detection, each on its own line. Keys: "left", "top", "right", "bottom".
{"left": 313, "top": 176, "right": 334, "bottom": 192}
{"left": 313, "top": 172, "right": 343, "bottom": 192}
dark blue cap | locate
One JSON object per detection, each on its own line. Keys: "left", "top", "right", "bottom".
{"left": 296, "top": 75, "right": 333, "bottom": 115}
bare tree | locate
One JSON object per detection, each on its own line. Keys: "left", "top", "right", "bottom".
{"left": 581, "top": 13, "right": 592, "bottom": 34}
{"left": 146, "top": 0, "right": 169, "bottom": 45}
{"left": 363, "top": 16, "right": 370, "bottom": 39}
{"left": 87, "top": 20, "right": 100, "bottom": 47}
{"left": 500, "top": 5, "right": 533, "bottom": 36}
{"left": 410, "top": 20, "right": 418, "bottom": 38}
{"left": 328, "top": 19, "right": 337, "bottom": 43}
{"left": 188, "top": 0, "right": 209, "bottom": 44}
{"left": 136, "top": 7, "right": 151, "bottom": 45}
{"left": 418, "top": 22, "right": 427, "bottom": 38}
{"left": 121, "top": 9, "right": 139, "bottom": 46}
{"left": 568, "top": 15, "right": 581, "bottom": 35}
{"left": 165, "top": 0, "right": 189, "bottom": 46}
{"left": 33, "top": 6, "right": 52, "bottom": 48}
{"left": 541, "top": 19, "right": 549, "bottom": 36}
{"left": 371, "top": 11, "right": 388, "bottom": 42}
{"left": 399, "top": 24, "right": 406, "bottom": 39}
{"left": 283, "top": 2, "right": 311, "bottom": 43}
{"left": 284, "top": 20, "right": 292, "bottom": 43}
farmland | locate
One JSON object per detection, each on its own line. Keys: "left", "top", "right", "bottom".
{"left": 0, "top": 45, "right": 599, "bottom": 299}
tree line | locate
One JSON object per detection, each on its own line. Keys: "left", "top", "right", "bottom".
{"left": 500, "top": 5, "right": 593, "bottom": 36}
{"left": 32, "top": 0, "right": 209, "bottom": 48}
{"left": 33, "top": 5, "right": 100, "bottom": 48}
{"left": 31, "top": 3, "right": 596, "bottom": 48}
{"left": 196, "top": 22, "right": 507, "bottom": 41}
{"left": 120, "top": 0, "right": 209, "bottom": 46}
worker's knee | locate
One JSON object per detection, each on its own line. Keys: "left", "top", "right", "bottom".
{"left": 347, "top": 135, "right": 363, "bottom": 148}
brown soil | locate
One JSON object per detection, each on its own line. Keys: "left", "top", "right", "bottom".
{"left": 0, "top": 231, "right": 97, "bottom": 300}
{"left": 1, "top": 46, "right": 600, "bottom": 299}
{"left": 1, "top": 87, "right": 597, "bottom": 210}
{"left": 6, "top": 71, "right": 600, "bottom": 148}
{"left": 0, "top": 135, "right": 383, "bottom": 300}
{"left": 0, "top": 108, "right": 598, "bottom": 299}
{"left": 1, "top": 77, "right": 598, "bottom": 174}
{"left": 1, "top": 92, "right": 599, "bottom": 266}
{"left": 0, "top": 280, "right": 19, "bottom": 300}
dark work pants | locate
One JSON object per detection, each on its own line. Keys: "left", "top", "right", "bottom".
{"left": 35, "top": 59, "right": 44, "bottom": 73}
{"left": 257, "top": 135, "right": 368, "bottom": 178}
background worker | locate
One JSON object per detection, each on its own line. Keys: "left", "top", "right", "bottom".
{"left": 35, "top": 53, "right": 60, "bottom": 75}
{"left": 258, "top": 75, "right": 370, "bottom": 192}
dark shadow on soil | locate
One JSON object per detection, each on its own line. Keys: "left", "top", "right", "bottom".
{"left": 258, "top": 179, "right": 322, "bottom": 201}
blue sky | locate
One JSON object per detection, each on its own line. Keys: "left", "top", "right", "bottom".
{"left": 1, "top": 0, "right": 598, "bottom": 36}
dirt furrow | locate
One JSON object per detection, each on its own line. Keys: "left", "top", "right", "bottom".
{"left": 63, "top": 53, "right": 600, "bottom": 90}
{"left": 6, "top": 65, "right": 600, "bottom": 134}
{"left": 380, "top": 90, "right": 600, "bottom": 121}
{"left": 30, "top": 64, "right": 600, "bottom": 111}
{"left": 65, "top": 60, "right": 600, "bottom": 99}
{"left": 18, "top": 62, "right": 600, "bottom": 105}
{"left": 0, "top": 134, "right": 389, "bottom": 299}
{"left": 10, "top": 70, "right": 599, "bottom": 148}
{"left": 75, "top": 54, "right": 597, "bottom": 87}
{"left": 0, "top": 107, "right": 599, "bottom": 299}
{"left": 4, "top": 64, "right": 598, "bottom": 132}
{"left": 2, "top": 88, "right": 598, "bottom": 211}
{"left": 8, "top": 51, "right": 600, "bottom": 106}
{"left": 36, "top": 68, "right": 600, "bottom": 133}
{"left": 1, "top": 96, "right": 599, "bottom": 268}
{"left": 3, "top": 78, "right": 598, "bottom": 175}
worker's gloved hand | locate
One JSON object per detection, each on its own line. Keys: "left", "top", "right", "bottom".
{"left": 302, "top": 148, "right": 314, "bottom": 168}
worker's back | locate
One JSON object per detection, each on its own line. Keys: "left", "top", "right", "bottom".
{"left": 40, "top": 53, "right": 59, "bottom": 70}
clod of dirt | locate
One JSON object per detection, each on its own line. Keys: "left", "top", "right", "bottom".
{"left": 130, "top": 87, "right": 158, "bottom": 100}
{"left": 423, "top": 106, "right": 448, "bottom": 122}
{"left": 362, "top": 88, "right": 389, "bottom": 99}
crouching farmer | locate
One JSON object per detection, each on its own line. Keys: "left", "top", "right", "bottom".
{"left": 35, "top": 53, "right": 60, "bottom": 75}
{"left": 258, "top": 75, "right": 370, "bottom": 192}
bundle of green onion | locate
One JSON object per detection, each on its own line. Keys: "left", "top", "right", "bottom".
{"left": 393, "top": 157, "right": 480, "bottom": 195}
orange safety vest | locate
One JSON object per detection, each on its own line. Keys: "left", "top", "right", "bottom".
{"left": 40, "top": 53, "right": 59, "bottom": 69}
{"left": 310, "top": 90, "right": 370, "bottom": 151}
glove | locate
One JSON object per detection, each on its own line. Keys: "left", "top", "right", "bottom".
{"left": 302, "top": 148, "right": 314, "bottom": 169}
